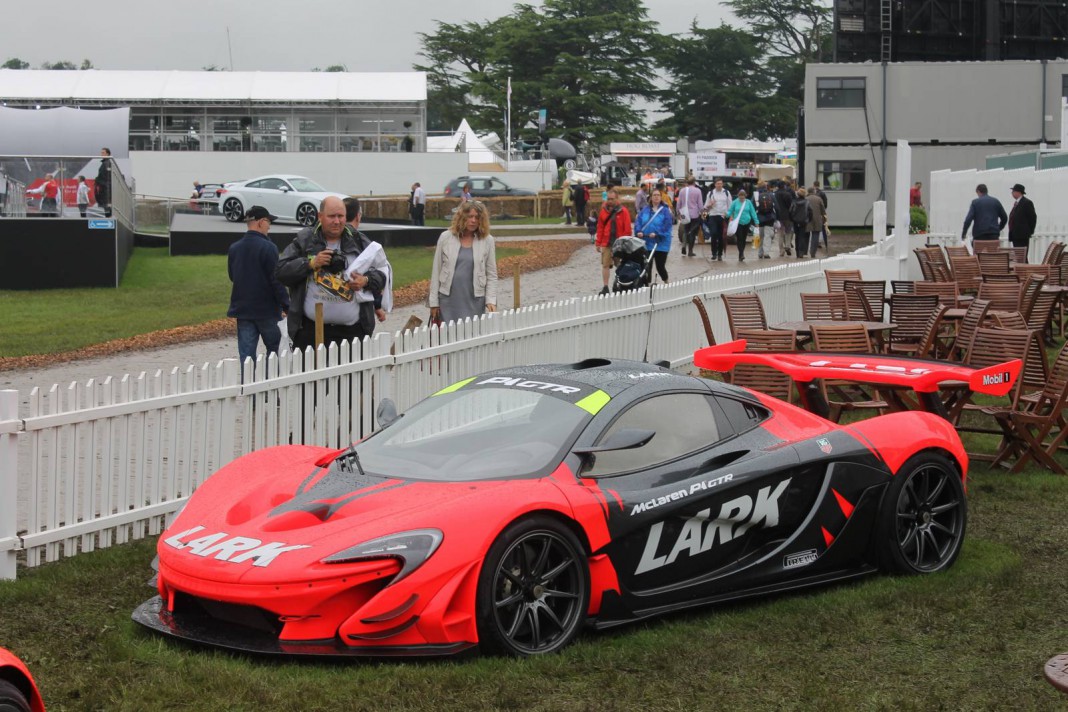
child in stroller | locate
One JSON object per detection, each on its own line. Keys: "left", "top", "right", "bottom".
{"left": 611, "top": 236, "right": 655, "bottom": 292}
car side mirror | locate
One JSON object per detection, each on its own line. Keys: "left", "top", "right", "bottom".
{"left": 572, "top": 428, "right": 655, "bottom": 458}
{"left": 376, "top": 398, "right": 399, "bottom": 428}
{"left": 280, "top": 186, "right": 290, "bottom": 192}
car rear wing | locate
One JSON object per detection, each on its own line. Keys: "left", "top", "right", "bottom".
{"left": 695, "top": 340, "right": 1021, "bottom": 419}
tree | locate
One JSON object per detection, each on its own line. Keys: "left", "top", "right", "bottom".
{"left": 311, "top": 65, "right": 347, "bottom": 72}
{"left": 415, "top": 0, "right": 660, "bottom": 145}
{"left": 653, "top": 25, "right": 796, "bottom": 141}
{"left": 80, "top": 59, "right": 93, "bottom": 70}
{"left": 2, "top": 58, "right": 30, "bottom": 69}
{"left": 41, "top": 60, "right": 78, "bottom": 70}
{"left": 726, "top": 0, "right": 831, "bottom": 100}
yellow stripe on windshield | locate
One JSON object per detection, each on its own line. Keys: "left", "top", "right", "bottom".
{"left": 575, "top": 390, "right": 610, "bottom": 415}
{"left": 433, "top": 377, "right": 476, "bottom": 396}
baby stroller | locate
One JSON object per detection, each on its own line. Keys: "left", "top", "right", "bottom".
{"left": 611, "top": 236, "right": 655, "bottom": 292}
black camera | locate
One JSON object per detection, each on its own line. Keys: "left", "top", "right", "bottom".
{"left": 326, "top": 250, "right": 347, "bottom": 273}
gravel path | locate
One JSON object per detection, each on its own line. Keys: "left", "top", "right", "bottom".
{"left": 0, "top": 230, "right": 819, "bottom": 399}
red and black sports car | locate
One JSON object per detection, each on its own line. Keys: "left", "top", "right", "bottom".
{"left": 134, "top": 344, "right": 1020, "bottom": 657}
{"left": 0, "top": 648, "right": 45, "bottom": 712}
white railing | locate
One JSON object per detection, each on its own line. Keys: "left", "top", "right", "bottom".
{"left": 0, "top": 249, "right": 898, "bottom": 580}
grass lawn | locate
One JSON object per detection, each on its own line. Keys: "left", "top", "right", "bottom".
{"left": 0, "top": 245, "right": 522, "bottom": 358}
{"left": 0, "top": 434, "right": 1065, "bottom": 710}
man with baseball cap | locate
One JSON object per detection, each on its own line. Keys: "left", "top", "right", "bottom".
{"left": 227, "top": 205, "right": 290, "bottom": 367}
{"left": 1008, "top": 183, "right": 1037, "bottom": 262}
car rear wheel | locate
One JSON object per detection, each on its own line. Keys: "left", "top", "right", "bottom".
{"left": 296, "top": 202, "right": 318, "bottom": 226}
{"left": 476, "top": 515, "right": 589, "bottom": 657}
{"left": 222, "top": 197, "right": 244, "bottom": 222}
{"left": 878, "top": 452, "right": 966, "bottom": 574}
{"left": 0, "top": 679, "right": 31, "bottom": 712}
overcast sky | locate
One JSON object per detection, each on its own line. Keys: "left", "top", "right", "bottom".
{"left": 1, "top": 0, "right": 733, "bottom": 72}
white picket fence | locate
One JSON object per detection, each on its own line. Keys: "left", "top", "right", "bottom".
{"left": 0, "top": 248, "right": 901, "bottom": 580}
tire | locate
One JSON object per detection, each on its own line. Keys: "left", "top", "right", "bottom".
{"left": 476, "top": 515, "right": 589, "bottom": 656}
{"left": 296, "top": 202, "right": 318, "bottom": 227}
{"left": 0, "top": 679, "right": 31, "bottom": 712}
{"left": 563, "top": 159, "right": 577, "bottom": 170}
{"left": 222, "top": 197, "right": 244, "bottom": 222}
{"left": 877, "top": 452, "right": 966, "bottom": 574}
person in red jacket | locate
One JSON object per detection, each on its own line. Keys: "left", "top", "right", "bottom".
{"left": 595, "top": 188, "right": 632, "bottom": 295}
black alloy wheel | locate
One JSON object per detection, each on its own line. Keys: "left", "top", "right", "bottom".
{"left": 0, "top": 680, "right": 31, "bottom": 712}
{"left": 296, "top": 203, "right": 318, "bottom": 226}
{"left": 222, "top": 197, "right": 244, "bottom": 222}
{"left": 476, "top": 515, "right": 589, "bottom": 656}
{"left": 878, "top": 452, "right": 967, "bottom": 574}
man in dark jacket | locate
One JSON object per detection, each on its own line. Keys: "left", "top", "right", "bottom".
{"left": 227, "top": 205, "right": 290, "bottom": 365}
{"left": 95, "top": 147, "right": 112, "bottom": 217}
{"left": 1007, "top": 183, "right": 1037, "bottom": 261}
{"left": 962, "top": 183, "right": 1007, "bottom": 243}
{"left": 773, "top": 181, "right": 795, "bottom": 257}
{"left": 275, "top": 196, "right": 386, "bottom": 352}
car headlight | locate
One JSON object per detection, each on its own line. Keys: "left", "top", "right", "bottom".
{"left": 321, "top": 529, "right": 443, "bottom": 583}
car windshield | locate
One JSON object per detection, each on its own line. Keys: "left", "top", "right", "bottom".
{"left": 352, "top": 388, "right": 590, "bottom": 481}
{"left": 287, "top": 178, "right": 325, "bottom": 192}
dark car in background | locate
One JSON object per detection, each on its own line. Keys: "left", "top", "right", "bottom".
{"left": 443, "top": 176, "right": 536, "bottom": 198}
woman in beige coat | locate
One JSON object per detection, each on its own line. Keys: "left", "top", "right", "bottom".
{"left": 429, "top": 201, "right": 498, "bottom": 324}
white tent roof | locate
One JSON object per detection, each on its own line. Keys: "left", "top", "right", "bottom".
{"left": 427, "top": 118, "right": 496, "bottom": 163}
{"left": 0, "top": 70, "right": 426, "bottom": 102}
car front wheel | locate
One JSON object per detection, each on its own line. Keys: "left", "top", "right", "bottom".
{"left": 476, "top": 515, "right": 589, "bottom": 656}
{"left": 878, "top": 452, "right": 966, "bottom": 574}
{"left": 296, "top": 202, "right": 318, "bottom": 226}
{"left": 0, "top": 679, "right": 32, "bottom": 712}
{"left": 222, "top": 197, "right": 244, "bottom": 222}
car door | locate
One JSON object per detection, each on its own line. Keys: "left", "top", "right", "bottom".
{"left": 586, "top": 391, "right": 810, "bottom": 607}
{"left": 243, "top": 177, "right": 288, "bottom": 215}
{"left": 488, "top": 178, "right": 512, "bottom": 196}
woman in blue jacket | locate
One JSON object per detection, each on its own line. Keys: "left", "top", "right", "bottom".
{"left": 726, "top": 188, "right": 759, "bottom": 262}
{"left": 634, "top": 189, "right": 674, "bottom": 282}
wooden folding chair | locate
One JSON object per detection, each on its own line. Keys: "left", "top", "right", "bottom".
{"left": 973, "top": 240, "right": 1005, "bottom": 254}
{"left": 811, "top": 323, "right": 887, "bottom": 422}
{"left": 801, "top": 292, "right": 848, "bottom": 320}
{"left": 843, "top": 279, "right": 887, "bottom": 321}
{"left": 732, "top": 329, "right": 797, "bottom": 403}
{"left": 978, "top": 281, "right": 1023, "bottom": 313}
{"left": 950, "top": 256, "right": 982, "bottom": 293}
{"left": 915, "top": 280, "right": 961, "bottom": 307}
{"left": 1040, "top": 241, "right": 1065, "bottom": 267}
{"left": 692, "top": 296, "right": 717, "bottom": 347}
{"left": 1009, "top": 246, "right": 1029, "bottom": 265}
{"left": 947, "top": 327, "right": 1038, "bottom": 442}
{"left": 1020, "top": 274, "right": 1046, "bottom": 322}
{"left": 1016, "top": 263, "right": 1053, "bottom": 287}
{"left": 987, "top": 340, "right": 1068, "bottom": 474}
{"left": 888, "top": 304, "right": 949, "bottom": 358}
{"left": 945, "top": 245, "right": 971, "bottom": 259}
{"left": 946, "top": 298, "right": 991, "bottom": 362}
{"left": 888, "top": 294, "right": 940, "bottom": 351}
{"left": 824, "top": 269, "right": 863, "bottom": 293}
{"left": 891, "top": 280, "right": 916, "bottom": 295}
{"left": 1025, "top": 287, "right": 1059, "bottom": 346}
{"left": 722, "top": 292, "right": 768, "bottom": 338}
{"left": 978, "top": 250, "right": 1012, "bottom": 275}
{"left": 914, "top": 248, "right": 937, "bottom": 282}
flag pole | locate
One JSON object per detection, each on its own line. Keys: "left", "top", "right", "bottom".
{"left": 506, "top": 76, "right": 512, "bottom": 166}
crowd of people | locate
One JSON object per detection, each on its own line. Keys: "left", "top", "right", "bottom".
{"left": 591, "top": 176, "right": 832, "bottom": 290}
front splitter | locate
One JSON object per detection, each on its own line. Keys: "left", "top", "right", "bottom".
{"left": 132, "top": 596, "right": 475, "bottom": 658}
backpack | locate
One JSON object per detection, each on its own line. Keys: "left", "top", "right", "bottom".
{"left": 759, "top": 191, "right": 775, "bottom": 215}
{"left": 790, "top": 198, "right": 810, "bottom": 224}
{"left": 582, "top": 185, "right": 590, "bottom": 202}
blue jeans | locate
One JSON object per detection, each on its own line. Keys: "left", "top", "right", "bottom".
{"left": 237, "top": 318, "right": 283, "bottom": 364}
